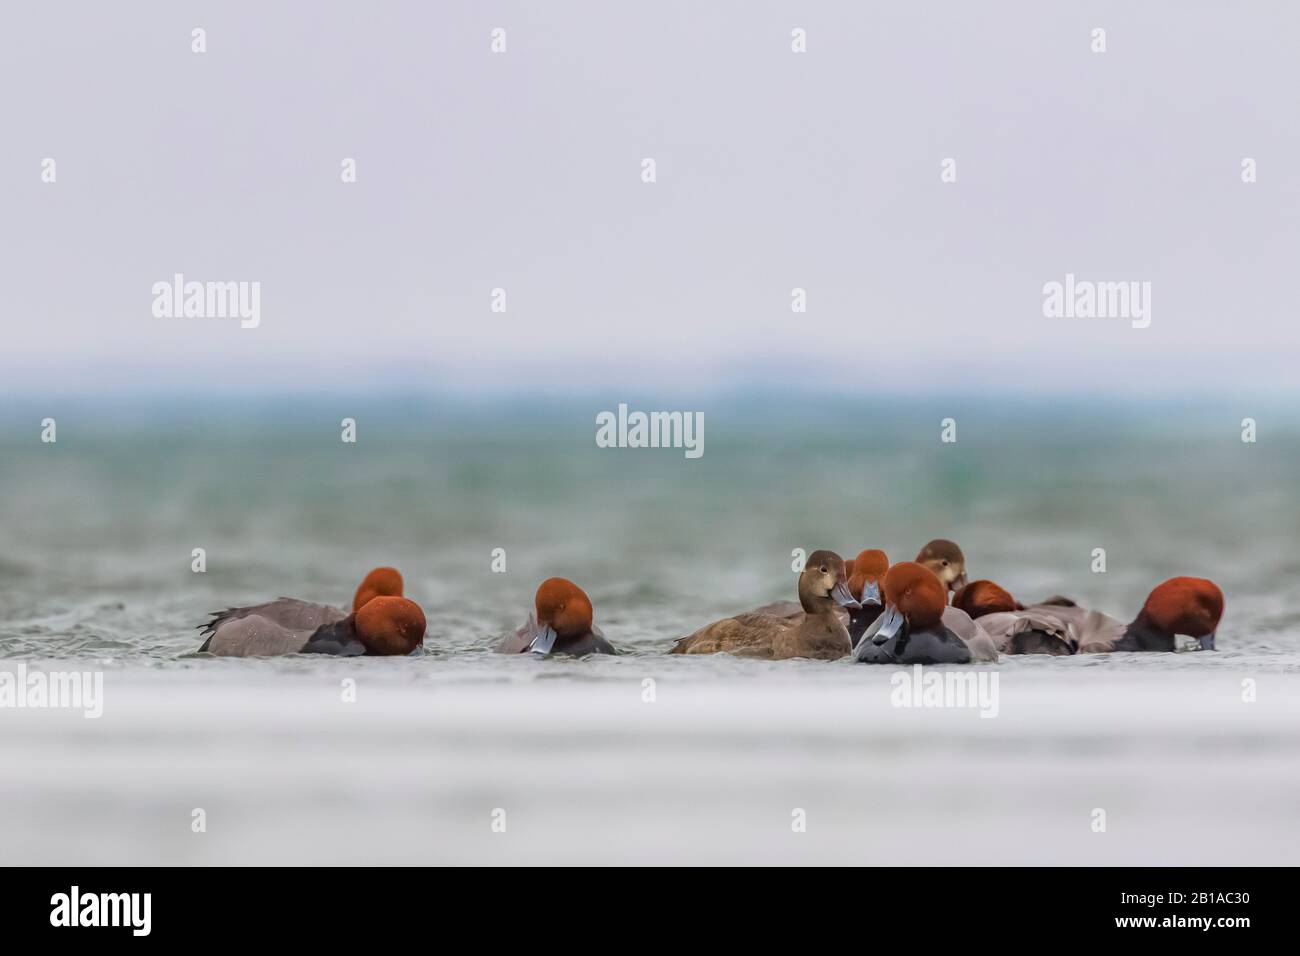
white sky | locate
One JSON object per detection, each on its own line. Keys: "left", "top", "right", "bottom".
{"left": 2, "top": 1, "right": 1298, "bottom": 397}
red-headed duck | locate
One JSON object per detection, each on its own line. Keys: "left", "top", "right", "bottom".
{"left": 1081, "top": 577, "right": 1223, "bottom": 653}
{"left": 352, "top": 566, "right": 403, "bottom": 612}
{"left": 953, "top": 579, "right": 1077, "bottom": 655}
{"left": 915, "top": 539, "right": 968, "bottom": 596}
{"left": 302, "top": 596, "right": 427, "bottom": 656}
{"left": 846, "top": 548, "right": 889, "bottom": 642}
{"left": 671, "top": 549, "right": 860, "bottom": 660}
{"left": 855, "top": 561, "right": 997, "bottom": 663}
{"left": 495, "top": 578, "right": 617, "bottom": 656}
{"left": 197, "top": 567, "right": 424, "bottom": 656}
{"left": 951, "top": 579, "right": 1021, "bottom": 618}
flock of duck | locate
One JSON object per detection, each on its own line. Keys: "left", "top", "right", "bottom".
{"left": 196, "top": 539, "right": 1224, "bottom": 663}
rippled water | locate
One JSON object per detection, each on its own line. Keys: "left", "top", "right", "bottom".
{"left": 5, "top": 396, "right": 1299, "bottom": 662}
{"left": 2, "top": 396, "right": 1299, "bottom": 863}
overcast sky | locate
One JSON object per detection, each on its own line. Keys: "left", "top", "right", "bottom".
{"left": 2, "top": 1, "right": 1297, "bottom": 397}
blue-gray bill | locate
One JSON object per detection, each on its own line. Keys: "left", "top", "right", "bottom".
{"left": 522, "top": 614, "right": 559, "bottom": 655}
{"left": 872, "top": 605, "right": 904, "bottom": 645}
{"left": 832, "top": 581, "right": 862, "bottom": 610}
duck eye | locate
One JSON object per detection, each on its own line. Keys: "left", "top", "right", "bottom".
{"left": 942, "top": 560, "right": 949, "bottom": 566}
{"left": 820, "top": 566, "right": 828, "bottom": 574}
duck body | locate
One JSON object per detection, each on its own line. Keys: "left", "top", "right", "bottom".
{"left": 671, "top": 612, "right": 799, "bottom": 659}
{"left": 495, "top": 621, "right": 617, "bottom": 656}
{"left": 198, "top": 598, "right": 346, "bottom": 656}
{"left": 742, "top": 600, "right": 882, "bottom": 643}
{"left": 671, "top": 550, "right": 860, "bottom": 660}
{"left": 747, "top": 600, "right": 802, "bottom": 621}
{"left": 977, "top": 608, "right": 1078, "bottom": 655}
{"left": 979, "top": 595, "right": 1126, "bottom": 654}
{"left": 1024, "top": 602, "right": 1124, "bottom": 653}
{"left": 854, "top": 620, "right": 973, "bottom": 664}
{"left": 940, "top": 606, "right": 999, "bottom": 662}
{"left": 671, "top": 611, "right": 849, "bottom": 660}
{"left": 552, "top": 630, "right": 618, "bottom": 656}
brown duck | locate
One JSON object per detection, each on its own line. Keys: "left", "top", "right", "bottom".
{"left": 670, "top": 549, "right": 860, "bottom": 660}
{"left": 916, "top": 538, "right": 968, "bottom": 595}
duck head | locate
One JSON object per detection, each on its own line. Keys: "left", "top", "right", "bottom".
{"left": 352, "top": 567, "right": 404, "bottom": 612}
{"left": 525, "top": 577, "right": 594, "bottom": 654}
{"left": 1131, "top": 577, "right": 1224, "bottom": 651}
{"left": 848, "top": 549, "right": 889, "bottom": 606}
{"left": 798, "top": 550, "right": 861, "bottom": 614}
{"left": 915, "top": 539, "right": 967, "bottom": 595}
{"left": 952, "top": 579, "right": 1020, "bottom": 619}
{"left": 872, "top": 561, "right": 947, "bottom": 645}
{"left": 354, "top": 596, "right": 426, "bottom": 655}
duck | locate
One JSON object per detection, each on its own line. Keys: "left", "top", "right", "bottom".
{"left": 495, "top": 577, "right": 617, "bottom": 656}
{"left": 197, "top": 567, "right": 425, "bottom": 656}
{"left": 1079, "top": 577, "right": 1223, "bottom": 653}
{"left": 954, "top": 576, "right": 1224, "bottom": 653}
{"left": 854, "top": 561, "right": 998, "bottom": 664}
{"left": 915, "top": 539, "right": 968, "bottom": 596}
{"left": 671, "top": 549, "right": 860, "bottom": 659}
{"left": 750, "top": 547, "right": 887, "bottom": 631}
{"left": 951, "top": 579, "right": 1020, "bottom": 618}
{"left": 952, "top": 579, "right": 1078, "bottom": 655}
{"left": 845, "top": 549, "right": 888, "bottom": 643}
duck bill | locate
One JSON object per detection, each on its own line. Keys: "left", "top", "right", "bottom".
{"left": 858, "top": 580, "right": 881, "bottom": 606}
{"left": 832, "top": 580, "right": 862, "bottom": 610}
{"left": 950, "top": 571, "right": 968, "bottom": 594}
{"left": 871, "top": 604, "right": 905, "bottom": 644}
{"left": 523, "top": 614, "right": 559, "bottom": 655}
{"left": 1198, "top": 631, "right": 1217, "bottom": 651}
